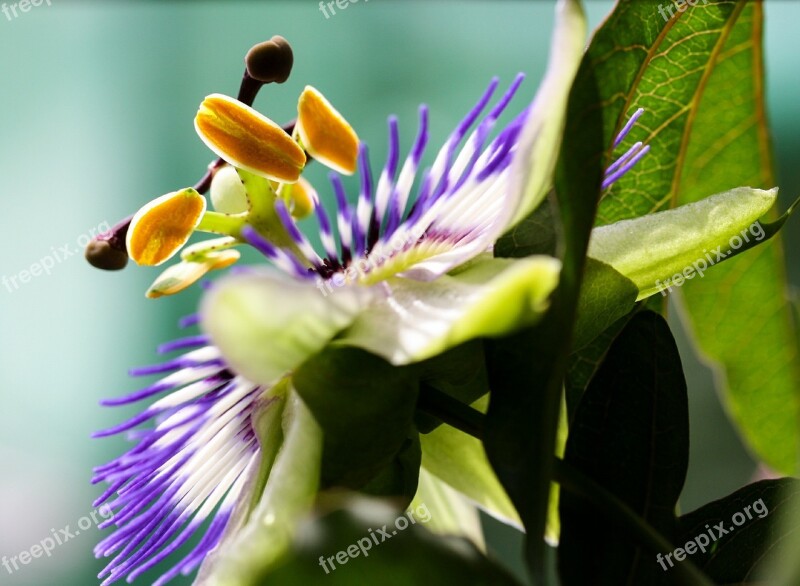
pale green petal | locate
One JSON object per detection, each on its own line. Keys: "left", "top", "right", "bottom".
{"left": 506, "top": 0, "right": 587, "bottom": 229}
{"left": 196, "top": 386, "right": 322, "bottom": 585}
{"left": 412, "top": 467, "right": 485, "bottom": 550}
{"left": 588, "top": 187, "right": 778, "bottom": 300}
{"left": 420, "top": 396, "right": 521, "bottom": 529}
{"left": 201, "top": 269, "right": 372, "bottom": 387}
{"left": 338, "top": 254, "right": 561, "bottom": 365}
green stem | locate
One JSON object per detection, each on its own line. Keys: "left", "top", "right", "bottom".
{"left": 417, "top": 384, "right": 485, "bottom": 438}
{"left": 197, "top": 211, "right": 246, "bottom": 237}
{"left": 416, "top": 390, "right": 714, "bottom": 586}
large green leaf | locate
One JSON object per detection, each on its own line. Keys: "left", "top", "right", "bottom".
{"left": 675, "top": 478, "right": 800, "bottom": 583}
{"left": 292, "top": 346, "right": 419, "bottom": 495}
{"left": 591, "top": 0, "right": 745, "bottom": 223}
{"left": 419, "top": 395, "right": 521, "bottom": 528}
{"left": 566, "top": 295, "right": 665, "bottom": 419}
{"left": 672, "top": 1, "right": 800, "bottom": 475}
{"left": 572, "top": 258, "right": 637, "bottom": 350}
{"left": 559, "top": 312, "right": 689, "bottom": 586}
{"left": 589, "top": 186, "right": 779, "bottom": 300}
{"left": 412, "top": 341, "right": 490, "bottom": 434}
{"left": 578, "top": 0, "right": 800, "bottom": 473}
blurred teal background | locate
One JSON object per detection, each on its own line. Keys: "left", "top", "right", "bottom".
{"left": 0, "top": 1, "right": 797, "bottom": 585}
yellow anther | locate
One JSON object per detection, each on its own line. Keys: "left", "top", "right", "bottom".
{"left": 127, "top": 188, "right": 207, "bottom": 266}
{"left": 296, "top": 85, "right": 359, "bottom": 175}
{"left": 195, "top": 94, "right": 307, "bottom": 183}
{"left": 284, "top": 177, "right": 316, "bottom": 219}
{"left": 146, "top": 250, "right": 241, "bottom": 298}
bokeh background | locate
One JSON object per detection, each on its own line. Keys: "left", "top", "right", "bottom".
{"left": 0, "top": 1, "right": 797, "bottom": 584}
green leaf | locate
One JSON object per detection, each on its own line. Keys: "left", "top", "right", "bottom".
{"left": 675, "top": 478, "right": 800, "bottom": 583}
{"left": 588, "top": 186, "right": 779, "bottom": 299}
{"left": 590, "top": 0, "right": 746, "bottom": 224}
{"left": 292, "top": 346, "right": 419, "bottom": 494}
{"left": 412, "top": 467, "right": 485, "bottom": 549}
{"left": 558, "top": 312, "right": 689, "bottom": 586}
{"left": 574, "top": 0, "right": 800, "bottom": 473}
{"left": 412, "top": 341, "right": 490, "bottom": 434}
{"left": 566, "top": 295, "right": 664, "bottom": 419}
{"left": 357, "top": 432, "right": 421, "bottom": 502}
{"left": 253, "top": 495, "right": 523, "bottom": 586}
{"left": 673, "top": 1, "right": 800, "bottom": 475}
{"left": 572, "top": 258, "right": 638, "bottom": 350}
{"left": 419, "top": 395, "right": 520, "bottom": 528}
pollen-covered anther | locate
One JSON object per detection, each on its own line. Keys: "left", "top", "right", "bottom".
{"left": 284, "top": 177, "right": 316, "bottom": 219}
{"left": 296, "top": 85, "right": 359, "bottom": 175}
{"left": 195, "top": 93, "right": 307, "bottom": 183}
{"left": 146, "top": 249, "right": 241, "bottom": 298}
{"left": 126, "top": 188, "right": 207, "bottom": 266}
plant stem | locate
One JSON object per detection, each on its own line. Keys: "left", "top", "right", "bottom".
{"left": 417, "top": 384, "right": 485, "bottom": 439}
{"left": 196, "top": 211, "right": 246, "bottom": 237}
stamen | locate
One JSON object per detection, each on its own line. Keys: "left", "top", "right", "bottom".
{"left": 86, "top": 37, "right": 299, "bottom": 273}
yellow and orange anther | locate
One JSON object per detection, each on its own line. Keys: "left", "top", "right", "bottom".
{"left": 195, "top": 94, "right": 307, "bottom": 184}
{"left": 280, "top": 177, "right": 317, "bottom": 219}
{"left": 126, "top": 188, "right": 207, "bottom": 266}
{"left": 146, "top": 249, "right": 241, "bottom": 299}
{"left": 296, "top": 85, "right": 359, "bottom": 175}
